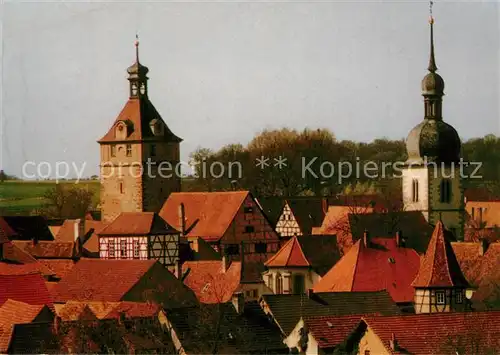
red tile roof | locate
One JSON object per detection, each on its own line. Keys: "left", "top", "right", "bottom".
{"left": 362, "top": 311, "right": 500, "bottom": 354}
{"left": 98, "top": 98, "right": 182, "bottom": 143}
{"left": 99, "top": 212, "right": 177, "bottom": 236}
{"left": 82, "top": 220, "right": 107, "bottom": 253}
{"left": 0, "top": 262, "right": 53, "bottom": 277}
{"left": 452, "top": 241, "right": 500, "bottom": 308}
{"left": 182, "top": 260, "right": 242, "bottom": 303}
{"left": 304, "top": 314, "right": 371, "bottom": 349}
{"left": 0, "top": 299, "right": 48, "bottom": 327}
{"left": 412, "top": 221, "right": 470, "bottom": 288}
{"left": 40, "top": 259, "right": 76, "bottom": 279}
{"left": 51, "top": 259, "right": 156, "bottom": 302}
{"left": 159, "top": 191, "right": 249, "bottom": 241}
{"left": 313, "top": 237, "right": 420, "bottom": 303}
{"left": 0, "top": 273, "right": 53, "bottom": 308}
{"left": 51, "top": 259, "right": 197, "bottom": 309}
{"left": 12, "top": 240, "right": 76, "bottom": 259}
{"left": 104, "top": 301, "right": 160, "bottom": 319}
{"left": 265, "top": 236, "right": 309, "bottom": 268}
{"left": 464, "top": 187, "right": 500, "bottom": 202}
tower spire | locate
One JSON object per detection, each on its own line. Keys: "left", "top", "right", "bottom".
{"left": 428, "top": 1, "right": 437, "bottom": 73}
{"left": 135, "top": 33, "right": 140, "bottom": 63}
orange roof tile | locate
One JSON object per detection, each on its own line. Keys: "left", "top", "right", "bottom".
{"left": 362, "top": 311, "right": 500, "bottom": 354}
{"left": 313, "top": 237, "right": 420, "bottom": 303}
{"left": 182, "top": 260, "right": 242, "bottom": 303}
{"left": 40, "top": 260, "right": 75, "bottom": 279}
{"left": 265, "top": 236, "right": 309, "bottom": 268}
{"left": 0, "top": 299, "right": 47, "bottom": 328}
{"left": 412, "top": 221, "right": 470, "bottom": 288}
{"left": 452, "top": 241, "right": 500, "bottom": 308}
{"left": 104, "top": 301, "right": 160, "bottom": 319}
{"left": 0, "top": 262, "right": 54, "bottom": 277}
{"left": 160, "top": 191, "right": 249, "bottom": 241}
{"left": 12, "top": 240, "right": 75, "bottom": 259}
{"left": 0, "top": 273, "right": 53, "bottom": 308}
{"left": 51, "top": 259, "right": 156, "bottom": 302}
{"left": 98, "top": 98, "right": 182, "bottom": 143}
{"left": 98, "top": 212, "right": 177, "bottom": 236}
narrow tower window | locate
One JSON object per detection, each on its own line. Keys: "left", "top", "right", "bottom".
{"left": 440, "top": 179, "right": 452, "bottom": 203}
{"left": 150, "top": 144, "right": 156, "bottom": 157}
{"left": 110, "top": 145, "right": 116, "bottom": 157}
{"left": 412, "top": 179, "right": 419, "bottom": 202}
{"left": 275, "top": 274, "right": 283, "bottom": 294}
{"left": 126, "top": 144, "right": 132, "bottom": 157}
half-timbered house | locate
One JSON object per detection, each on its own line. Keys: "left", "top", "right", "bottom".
{"left": 97, "top": 212, "right": 180, "bottom": 270}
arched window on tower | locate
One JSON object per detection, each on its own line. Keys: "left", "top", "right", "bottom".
{"left": 440, "top": 179, "right": 452, "bottom": 203}
{"left": 412, "top": 179, "right": 419, "bottom": 202}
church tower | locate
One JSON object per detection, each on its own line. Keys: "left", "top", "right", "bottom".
{"left": 402, "top": 6, "right": 464, "bottom": 240}
{"left": 98, "top": 38, "right": 182, "bottom": 223}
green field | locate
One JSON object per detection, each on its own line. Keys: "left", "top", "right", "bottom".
{"left": 0, "top": 180, "right": 100, "bottom": 215}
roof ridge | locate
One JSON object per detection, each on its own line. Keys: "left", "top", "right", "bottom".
{"left": 295, "top": 237, "right": 311, "bottom": 267}
{"left": 265, "top": 237, "right": 294, "bottom": 266}
{"left": 350, "top": 240, "right": 363, "bottom": 291}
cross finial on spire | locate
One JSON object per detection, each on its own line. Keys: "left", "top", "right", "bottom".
{"left": 428, "top": 1, "right": 437, "bottom": 72}
{"left": 134, "top": 33, "right": 140, "bottom": 63}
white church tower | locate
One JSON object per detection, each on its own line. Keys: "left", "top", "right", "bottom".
{"left": 402, "top": 6, "right": 464, "bottom": 240}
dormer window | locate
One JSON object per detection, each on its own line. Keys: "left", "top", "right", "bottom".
{"left": 116, "top": 122, "right": 128, "bottom": 140}
{"left": 149, "top": 119, "right": 163, "bottom": 136}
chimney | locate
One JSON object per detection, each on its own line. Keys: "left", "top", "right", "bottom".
{"left": 178, "top": 203, "right": 186, "bottom": 236}
{"left": 363, "top": 229, "right": 370, "bottom": 247}
{"left": 74, "top": 219, "right": 84, "bottom": 242}
{"left": 232, "top": 292, "right": 245, "bottom": 314}
{"left": 395, "top": 230, "right": 405, "bottom": 248}
{"left": 479, "top": 239, "right": 489, "bottom": 256}
{"left": 53, "top": 315, "right": 61, "bottom": 335}
{"left": 389, "top": 333, "right": 399, "bottom": 351}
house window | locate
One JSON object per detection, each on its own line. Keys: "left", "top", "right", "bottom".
{"left": 412, "top": 179, "right": 419, "bottom": 202}
{"left": 224, "top": 244, "right": 239, "bottom": 256}
{"left": 456, "top": 290, "right": 463, "bottom": 304}
{"left": 119, "top": 182, "right": 124, "bottom": 194}
{"left": 150, "top": 144, "right": 156, "bottom": 157}
{"left": 275, "top": 274, "right": 283, "bottom": 294}
{"left": 471, "top": 207, "right": 475, "bottom": 220}
{"left": 244, "top": 206, "right": 253, "bottom": 213}
{"left": 110, "top": 145, "right": 116, "bottom": 157}
{"left": 133, "top": 240, "right": 140, "bottom": 259}
{"left": 293, "top": 274, "right": 305, "bottom": 295}
{"left": 252, "top": 289, "right": 258, "bottom": 298}
{"left": 108, "top": 241, "right": 115, "bottom": 258}
{"left": 440, "top": 179, "right": 452, "bottom": 203}
{"left": 255, "top": 243, "right": 267, "bottom": 254}
{"left": 436, "top": 291, "right": 446, "bottom": 305}
{"left": 479, "top": 208, "right": 483, "bottom": 224}
{"left": 284, "top": 214, "right": 289, "bottom": 221}
{"left": 120, "top": 240, "right": 127, "bottom": 258}
{"left": 244, "top": 225, "right": 255, "bottom": 233}
{"left": 364, "top": 351, "right": 371, "bottom": 355}
{"left": 126, "top": 144, "right": 132, "bottom": 157}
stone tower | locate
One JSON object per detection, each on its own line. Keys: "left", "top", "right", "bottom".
{"left": 402, "top": 9, "right": 464, "bottom": 240}
{"left": 98, "top": 38, "right": 182, "bottom": 223}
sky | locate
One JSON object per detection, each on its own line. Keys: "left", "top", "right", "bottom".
{"left": 1, "top": 0, "right": 499, "bottom": 179}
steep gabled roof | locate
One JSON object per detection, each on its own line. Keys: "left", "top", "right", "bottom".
{"left": 412, "top": 221, "right": 470, "bottom": 288}
{"left": 362, "top": 311, "right": 500, "bottom": 354}
{"left": 159, "top": 191, "right": 249, "bottom": 241}
{"left": 51, "top": 259, "right": 155, "bottom": 302}
{"left": 98, "top": 98, "right": 182, "bottom": 143}
{"left": 0, "top": 273, "right": 53, "bottom": 308}
{"left": 255, "top": 197, "right": 286, "bottom": 226}
{"left": 287, "top": 199, "right": 327, "bottom": 234}
{"left": 98, "top": 212, "right": 178, "bottom": 236}
{"left": 265, "top": 235, "right": 340, "bottom": 276}
{"left": 182, "top": 260, "right": 242, "bottom": 303}
{"left": 313, "top": 237, "right": 421, "bottom": 303}
{"left": 261, "top": 290, "right": 400, "bottom": 335}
